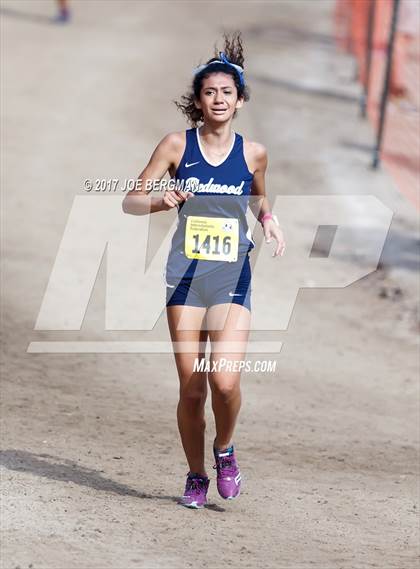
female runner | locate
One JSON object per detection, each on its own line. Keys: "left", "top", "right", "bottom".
{"left": 122, "top": 32, "right": 285, "bottom": 509}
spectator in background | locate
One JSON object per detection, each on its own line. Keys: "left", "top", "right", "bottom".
{"left": 54, "top": 0, "right": 70, "bottom": 24}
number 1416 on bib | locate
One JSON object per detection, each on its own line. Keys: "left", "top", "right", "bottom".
{"left": 184, "top": 216, "right": 239, "bottom": 262}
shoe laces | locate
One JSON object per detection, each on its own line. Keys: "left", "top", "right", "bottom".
{"left": 213, "top": 455, "right": 236, "bottom": 474}
{"left": 185, "top": 475, "right": 207, "bottom": 494}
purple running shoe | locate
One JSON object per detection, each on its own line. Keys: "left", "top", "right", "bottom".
{"left": 213, "top": 444, "right": 241, "bottom": 500}
{"left": 179, "top": 472, "right": 210, "bottom": 509}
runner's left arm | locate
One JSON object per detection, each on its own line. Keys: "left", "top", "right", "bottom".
{"left": 248, "top": 144, "right": 286, "bottom": 257}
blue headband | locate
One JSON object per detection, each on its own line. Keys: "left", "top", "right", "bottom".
{"left": 193, "top": 51, "right": 245, "bottom": 87}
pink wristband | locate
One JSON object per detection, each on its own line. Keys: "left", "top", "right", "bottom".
{"left": 260, "top": 213, "right": 273, "bottom": 224}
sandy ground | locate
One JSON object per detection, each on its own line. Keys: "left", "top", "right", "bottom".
{"left": 1, "top": 1, "right": 419, "bottom": 568}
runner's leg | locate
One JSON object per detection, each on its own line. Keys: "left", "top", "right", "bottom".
{"left": 207, "top": 303, "right": 251, "bottom": 450}
{"left": 167, "top": 305, "right": 208, "bottom": 476}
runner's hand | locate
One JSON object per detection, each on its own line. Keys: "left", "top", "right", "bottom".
{"left": 263, "top": 220, "right": 286, "bottom": 257}
{"left": 162, "top": 189, "right": 194, "bottom": 209}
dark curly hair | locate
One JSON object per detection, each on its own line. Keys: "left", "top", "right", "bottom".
{"left": 174, "top": 31, "right": 250, "bottom": 127}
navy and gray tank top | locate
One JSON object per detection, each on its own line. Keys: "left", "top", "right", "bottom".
{"left": 165, "top": 127, "right": 255, "bottom": 281}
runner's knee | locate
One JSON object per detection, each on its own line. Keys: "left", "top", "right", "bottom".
{"left": 179, "top": 384, "right": 207, "bottom": 408}
{"left": 211, "top": 380, "right": 240, "bottom": 402}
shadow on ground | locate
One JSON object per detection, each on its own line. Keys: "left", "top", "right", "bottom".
{"left": 0, "top": 7, "right": 55, "bottom": 26}
{"left": 246, "top": 21, "right": 335, "bottom": 48}
{"left": 0, "top": 448, "right": 225, "bottom": 511}
{"left": 249, "top": 73, "right": 358, "bottom": 104}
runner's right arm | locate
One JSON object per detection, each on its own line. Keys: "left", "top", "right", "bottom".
{"left": 122, "top": 132, "right": 192, "bottom": 215}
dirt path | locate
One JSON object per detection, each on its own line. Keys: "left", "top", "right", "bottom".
{"left": 1, "top": 1, "right": 419, "bottom": 568}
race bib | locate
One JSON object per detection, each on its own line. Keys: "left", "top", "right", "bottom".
{"left": 185, "top": 216, "right": 239, "bottom": 262}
